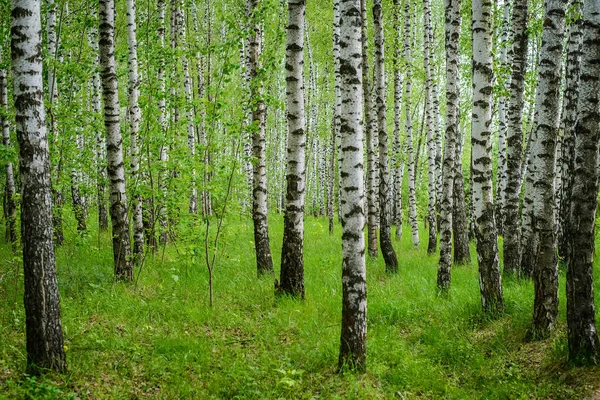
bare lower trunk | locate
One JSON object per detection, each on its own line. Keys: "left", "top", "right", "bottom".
{"left": 0, "top": 60, "right": 16, "bottom": 247}
{"left": 530, "top": 0, "right": 566, "bottom": 338}
{"left": 453, "top": 126, "right": 470, "bottom": 265}
{"left": 558, "top": 0, "right": 583, "bottom": 263}
{"left": 361, "top": 0, "right": 377, "bottom": 257}
{"left": 99, "top": 0, "right": 133, "bottom": 281}
{"left": 437, "top": 0, "right": 460, "bottom": 290}
{"left": 471, "top": 0, "right": 504, "bottom": 314}
{"left": 424, "top": 0, "right": 437, "bottom": 255}
{"left": 503, "top": 0, "right": 529, "bottom": 276}
{"left": 374, "top": 0, "right": 398, "bottom": 272}
{"left": 566, "top": 0, "right": 600, "bottom": 364}
{"left": 247, "top": 0, "right": 273, "bottom": 276}
{"left": 11, "top": 0, "right": 66, "bottom": 372}
{"left": 338, "top": 0, "right": 367, "bottom": 371}
{"left": 278, "top": 0, "right": 306, "bottom": 297}
{"left": 404, "top": 0, "right": 419, "bottom": 248}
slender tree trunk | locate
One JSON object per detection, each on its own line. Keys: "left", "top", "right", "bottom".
{"left": 247, "top": 0, "right": 274, "bottom": 276}
{"left": 11, "top": 0, "right": 66, "bottom": 373}
{"left": 71, "top": 123, "right": 86, "bottom": 232}
{"left": 404, "top": 0, "right": 419, "bottom": 248}
{"left": 495, "top": 4, "right": 511, "bottom": 236}
{"left": 157, "top": 0, "right": 169, "bottom": 245}
{"left": 437, "top": 0, "right": 460, "bottom": 290}
{"left": 423, "top": 0, "right": 437, "bottom": 255}
{"left": 567, "top": 0, "right": 600, "bottom": 364}
{"left": 392, "top": 0, "right": 403, "bottom": 241}
{"left": 278, "top": 0, "right": 306, "bottom": 297}
{"left": 503, "top": 0, "right": 529, "bottom": 276}
{"left": 453, "top": 125, "right": 470, "bottom": 264}
{"left": 88, "top": 24, "right": 109, "bottom": 232}
{"left": 529, "top": 0, "right": 567, "bottom": 338}
{"left": 328, "top": 111, "right": 335, "bottom": 233}
{"left": 471, "top": 0, "right": 504, "bottom": 314}
{"left": 361, "top": 0, "right": 377, "bottom": 257}
{"left": 338, "top": 0, "right": 367, "bottom": 371}
{"left": 373, "top": 0, "right": 398, "bottom": 272}
{"left": 0, "top": 58, "right": 17, "bottom": 247}
{"left": 99, "top": 0, "right": 133, "bottom": 281}
{"left": 47, "top": 0, "right": 63, "bottom": 246}
{"left": 558, "top": 0, "right": 583, "bottom": 263}
{"left": 126, "top": 0, "right": 144, "bottom": 262}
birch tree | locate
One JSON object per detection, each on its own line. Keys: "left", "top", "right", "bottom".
{"left": 99, "top": 0, "right": 133, "bottom": 281}
{"left": 391, "top": 0, "right": 403, "bottom": 241}
{"left": 495, "top": 3, "right": 511, "bottom": 235}
{"left": 471, "top": 0, "right": 504, "bottom": 314}
{"left": 338, "top": 0, "right": 367, "bottom": 371}
{"left": 424, "top": 0, "right": 437, "bottom": 255}
{"left": 437, "top": 0, "right": 460, "bottom": 290}
{"left": 558, "top": 0, "right": 583, "bottom": 262}
{"left": 361, "top": 0, "right": 378, "bottom": 257}
{"left": 374, "top": 0, "right": 398, "bottom": 272}
{"left": 453, "top": 124, "right": 470, "bottom": 265}
{"left": 126, "top": 0, "right": 144, "bottom": 262}
{"left": 278, "top": 0, "right": 306, "bottom": 297}
{"left": 247, "top": 0, "right": 274, "bottom": 276}
{"left": 0, "top": 56, "right": 16, "bottom": 246}
{"left": 88, "top": 23, "right": 109, "bottom": 232}
{"left": 567, "top": 0, "right": 600, "bottom": 364}
{"left": 11, "top": 0, "right": 66, "bottom": 372}
{"left": 503, "top": 0, "right": 529, "bottom": 275}
{"left": 529, "top": 0, "right": 567, "bottom": 337}
{"left": 404, "top": 0, "right": 419, "bottom": 248}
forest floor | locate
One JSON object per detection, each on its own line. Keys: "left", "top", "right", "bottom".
{"left": 1, "top": 214, "right": 600, "bottom": 399}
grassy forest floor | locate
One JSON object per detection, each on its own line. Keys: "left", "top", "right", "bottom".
{"left": 1, "top": 213, "right": 600, "bottom": 399}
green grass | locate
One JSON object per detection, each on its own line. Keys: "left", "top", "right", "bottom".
{"left": 1, "top": 213, "right": 600, "bottom": 399}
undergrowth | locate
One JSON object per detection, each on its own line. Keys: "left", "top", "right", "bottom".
{"left": 1, "top": 213, "right": 599, "bottom": 399}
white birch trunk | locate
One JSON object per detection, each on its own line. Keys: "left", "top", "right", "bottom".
{"left": 126, "top": 0, "right": 144, "bottom": 261}
{"left": 278, "top": 0, "right": 307, "bottom": 297}
{"left": 404, "top": 0, "right": 419, "bottom": 248}
{"left": 530, "top": 0, "right": 566, "bottom": 337}
{"left": 503, "top": 0, "right": 529, "bottom": 275}
{"left": 373, "top": 0, "right": 398, "bottom": 272}
{"left": 0, "top": 57, "right": 16, "bottom": 246}
{"left": 338, "top": 0, "right": 367, "bottom": 370}
{"left": 99, "top": 0, "right": 133, "bottom": 280}
{"left": 471, "top": 0, "right": 504, "bottom": 314}
{"left": 11, "top": 0, "right": 66, "bottom": 372}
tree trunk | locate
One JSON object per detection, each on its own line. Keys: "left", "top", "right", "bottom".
{"left": 424, "top": 0, "right": 437, "bottom": 255}
{"left": 47, "top": 0, "right": 63, "bottom": 246}
{"left": 278, "top": 0, "right": 306, "bottom": 297}
{"left": 404, "top": 0, "right": 419, "bottom": 248}
{"left": 0, "top": 58, "right": 17, "bottom": 248}
{"left": 558, "top": 0, "right": 583, "bottom": 263}
{"left": 503, "top": 0, "right": 529, "bottom": 276}
{"left": 566, "top": 0, "right": 600, "bottom": 364}
{"left": 437, "top": 0, "right": 460, "bottom": 290}
{"left": 11, "top": 0, "right": 66, "bottom": 373}
{"left": 392, "top": 0, "right": 403, "bottom": 242}
{"left": 126, "top": 0, "right": 144, "bottom": 262}
{"left": 471, "top": 0, "right": 504, "bottom": 315}
{"left": 338, "top": 0, "right": 367, "bottom": 371}
{"left": 495, "top": 3, "right": 511, "bottom": 236}
{"left": 247, "top": 0, "right": 274, "bottom": 276}
{"left": 529, "top": 0, "right": 566, "bottom": 338}
{"left": 88, "top": 24, "right": 109, "bottom": 232}
{"left": 373, "top": 0, "right": 398, "bottom": 272}
{"left": 157, "top": 0, "right": 169, "bottom": 245}
{"left": 453, "top": 125, "right": 470, "bottom": 265}
{"left": 361, "top": 0, "right": 378, "bottom": 257}
{"left": 99, "top": 0, "right": 133, "bottom": 281}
